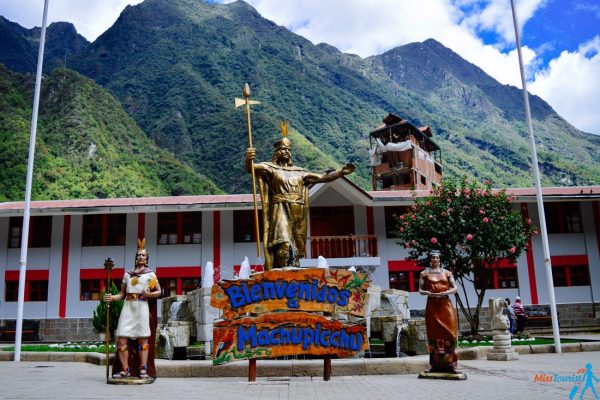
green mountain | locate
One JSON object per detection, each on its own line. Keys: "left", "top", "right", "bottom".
{"left": 1, "top": 0, "right": 598, "bottom": 199}
{"left": 0, "top": 64, "right": 222, "bottom": 201}
{"left": 0, "top": 17, "right": 89, "bottom": 73}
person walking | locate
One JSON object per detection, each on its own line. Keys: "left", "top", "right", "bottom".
{"left": 504, "top": 298, "right": 517, "bottom": 335}
{"left": 512, "top": 296, "right": 527, "bottom": 334}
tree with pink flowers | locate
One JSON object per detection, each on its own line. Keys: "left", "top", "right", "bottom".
{"left": 395, "top": 178, "right": 536, "bottom": 334}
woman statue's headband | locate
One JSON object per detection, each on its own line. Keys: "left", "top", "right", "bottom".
{"left": 430, "top": 250, "right": 441, "bottom": 257}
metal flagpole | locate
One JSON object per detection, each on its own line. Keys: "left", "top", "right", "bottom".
{"left": 14, "top": 0, "right": 50, "bottom": 362}
{"left": 509, "top": 0, "right": 561, "bottom": 353}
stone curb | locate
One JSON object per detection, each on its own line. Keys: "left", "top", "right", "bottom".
{"left": 1, "top": 342, "right": 598, "bottom": 377}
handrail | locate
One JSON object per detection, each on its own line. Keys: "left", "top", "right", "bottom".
{"left": 307, "top": 235, "right": 378, "bottom": 258}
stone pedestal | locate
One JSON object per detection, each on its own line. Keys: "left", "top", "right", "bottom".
{"left": 487, "top": 330, "right": 519, "bottom": 361}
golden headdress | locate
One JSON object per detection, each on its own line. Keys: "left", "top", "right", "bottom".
{"left": 274, "top": 120, "right": 292, "bottom": 149}
{"left": 137, "top": 238, "right": 148, "bottom": 255}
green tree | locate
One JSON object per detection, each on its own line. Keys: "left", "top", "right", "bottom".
{"left": 395, "top": 178, "right": 536, "bottom": 334}
{"left": 92, "top": 283, "right": 124, "bottom": 340}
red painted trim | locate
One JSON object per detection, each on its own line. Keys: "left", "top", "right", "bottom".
{"left": 5, "top": 269, "right": 49, "bottom": 280}
{"left": 366, "top": 207, "right": 374, "bottom": 236}
{"left": 388, "top": 260, "right": 419, "bottom": 271}
{"left": 521, "top": 203, "right": 538, "bottom": 304}
{"left": 213, "top": 211, "right": 221, "bottom": 283}
{"left": 138, "top": 213, "right": 145, "bottom": 241}
{"left": 593, "top": 203, "right": 600, "bottom": 260}
{"left": 408, "top": 270, "right": 415, "bottom": 292}
{"left": 79, "top": 268, "right": 125, "bottom": 280}
{"left": 550, "top": 254, "right": 589, "bottom": 266}
{"left": 496, "top": 258, "right": 518, "bottom": 268}
{"left": 59, "top": 215, "right": 71, "bottom": 318}
{"left": 155, "top": 266, "right": 201, "bottom": 278}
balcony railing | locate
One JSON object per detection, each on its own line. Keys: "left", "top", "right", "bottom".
{"left": 308, "top": 235, "right": 378, "bottom": 259}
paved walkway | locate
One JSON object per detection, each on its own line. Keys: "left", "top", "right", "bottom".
{"left": 1, "top": 351, "right": 599, "bottom": 399}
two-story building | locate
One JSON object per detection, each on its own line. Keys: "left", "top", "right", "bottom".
{"left": 0, "top": 181, "right": 598, "bottom": 339}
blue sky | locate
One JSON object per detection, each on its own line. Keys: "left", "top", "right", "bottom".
{"left": 0, "top": 0, "right": 598, "bottom": 135}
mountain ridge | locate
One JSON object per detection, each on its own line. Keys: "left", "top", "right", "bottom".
{"left": 0, "top": 0, "right": 598, "bottom": 200}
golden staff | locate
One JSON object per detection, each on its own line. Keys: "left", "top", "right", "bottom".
{"left": 235, "top": 83, "right": 261, "bottom": 259}
{"left": 103, "top": 257, "right": 114, "bottom": 382}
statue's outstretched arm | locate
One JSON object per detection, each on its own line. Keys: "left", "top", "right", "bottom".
{"left": 305, "top": 162, "right": 355, "bottom": 184}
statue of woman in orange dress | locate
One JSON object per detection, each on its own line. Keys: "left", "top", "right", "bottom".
{"left": 419, "top": 250, "right": 461, "bottom": 375}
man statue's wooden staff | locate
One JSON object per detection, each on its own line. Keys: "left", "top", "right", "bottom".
{"left": 235, "top": 83, "right": 262, "bottom": 259}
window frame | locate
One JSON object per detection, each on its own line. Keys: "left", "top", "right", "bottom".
{"left": 4, "top": 270, "right": 49, "bottom": 302}
{"left": 157, "top": 212, "right": 202, "bottom": 245}
{"left": 8, "top": 216, "right": 53, "bottom": 248}
{"left": 81, "top": 214, "right": 127, "bottom": 247}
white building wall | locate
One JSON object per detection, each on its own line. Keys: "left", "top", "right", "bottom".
{"left": 582, "top": 202, "right": 600, "bottom": 303}
{"left": 46, "top": 215, "right": 65, "bottom": 318}
{"left": 220, "top": 210, "right": 235, "bottom": 280}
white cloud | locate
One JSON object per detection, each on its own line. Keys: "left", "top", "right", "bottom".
{"left": 529, "top": 36, "right": 600, "bottom": 135}
{"left": 0, "top": 0, "right": 143, "bottom": 41}
{"left": 459, "top": 0, "right": 547, "bottom": 46}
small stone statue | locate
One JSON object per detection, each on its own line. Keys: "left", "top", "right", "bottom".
{"left": 487, "top": 297, "right": 519, "bottom": 361}
{"left": 490, "top": 297, "right": 510, "bottom": 332}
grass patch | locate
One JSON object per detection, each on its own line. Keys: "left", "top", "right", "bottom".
{"left": 2, "top": 342, "right": 115, "bottom": 353}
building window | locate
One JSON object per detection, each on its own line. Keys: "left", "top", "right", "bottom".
{"left": 160, "top": 279, "right": 178, "bottom": 298}
{"left": 473, "top": 261, "right": 518, "bottom": 290}
{"left": 388, "top": 260, "right": 422, "bottom": 292}
{"left": 79, "top": 268, "right": 124, "bottom": 301}
{"left": 545, "top": 203, "right": 582, "bottom": 234}
{"left": 551, "top": 256, "right": 591, "bottom": 287}
{"left": 8, "top": 216, "right": 52, "bottom": 248}
{"left": 181, "top": 278, "right": 200, "bottom": 294}
{"left": 157, "top": 212, "right": 202, "bottom": 245}
{"left": 82, "top": 214, "right": 126, "bottom": 246}
{"left": 4, "top": 281, "right": 18, "bottom": 302}
{"left": 4, "top": 270, "right": 49, "bottom": 302}
{"left": 310, "top": 206, "right": 355, "bottom": 236}
{"left": 384, "top": 206, "right": 408, "bottom": 238}
{"left": 496, "top": 267, "right": 519, "bottom": 289}
{"left": 233, "top": 210, "right": 263, "bottom": 242}
{"left": 156, "top": 266, "right": 202, "bottom": 297}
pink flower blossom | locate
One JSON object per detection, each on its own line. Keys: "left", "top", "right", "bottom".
{"left": 400, "top": 227, "right": 404, "bottom": 232}
{"left": 404, "top": 242, "right": 410, "bottom": 248}
{"left": 412, "top": 240, "right": 416, "bottom": 244}
{"left": 483, "top": 217, "right": 489, "bottom": 223}
{"left": 479, "top": 209, "right": 485, "bottom": 214}
{"left": 431, "top": 237, "right": 438, "bottom": 244}
{"left": 441, "top": 211, "right": 447, "bottom": 217}
{"left": 428, "top": 215, "right": 433, "bottom": 220}
{"left": 466, "top": 234, "right": 473, "bottom": 241}
{"left": 509, "top": 246, "right": 516, "bottom": 254}
{"left": 533, "top": 230, "right": 539, "bottom": 235}
{"left": 411, "top": 215, "right": 416, "bottom": 220}
{"left": 399, "top": 215, "right": 404, "bottom": 220}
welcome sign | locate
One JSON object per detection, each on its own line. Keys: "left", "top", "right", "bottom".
{"left": 211, "top": 268, "right": 369, "bottom": 365}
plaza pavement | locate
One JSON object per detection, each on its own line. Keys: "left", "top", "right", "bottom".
{"left": 1, "top": 350, "right": 599, "bottom": 399}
